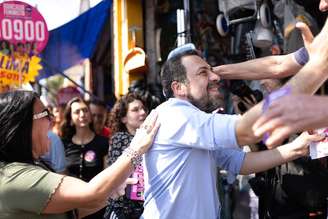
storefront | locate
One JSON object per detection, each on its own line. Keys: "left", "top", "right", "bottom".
{"left": 141, "top": 0, "right": 327, "bottom": 108}
{"left": 30, "top": 0, "right": 328, "bottom": 106}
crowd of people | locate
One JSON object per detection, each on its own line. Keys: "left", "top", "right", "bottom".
{"left": 0, "top": 40, "right": 39, "bottom": 58}
{"left": 0, "top": 1, "right": 328, "bottom": 219}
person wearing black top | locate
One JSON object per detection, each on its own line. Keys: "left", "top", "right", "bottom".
{"left": 64, "top": 134, "right": 108, "bottom": 182}
{"left": 61, "top": 97, "right": 109, "bottom": 219}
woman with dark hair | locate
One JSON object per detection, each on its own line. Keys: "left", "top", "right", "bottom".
{"left": 104, "top": 92, "right": 148, "bottom": 219}
{"left": 61, "top": 97, "right": 107, "bottom": 181}
{"left": 0, "top": 91, "right": 40, "bottom": 163}
{"left": 52, "top": 103, "right": 65, "bottom": 137}
{"left": 61, "top": 97, "right": 109, "bottom": 219}
{"left": 108, "top": 92, "right": 147, "bottom": 135}
{"left": 0, "top": 90, "right": 159, "bottom": 219}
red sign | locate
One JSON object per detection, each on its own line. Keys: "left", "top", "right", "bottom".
{"left": 0, "top": 1, "right": 49, "bottom": 53}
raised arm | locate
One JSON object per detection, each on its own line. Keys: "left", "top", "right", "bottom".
{"left": 235, "top": 18, "right": 328, "bottom": 147}
{"left": 214, "top": 53, "right": 301, "bottom": 80}
{"left": 43, "top": 111, "right": 159, "bottom": 216}
{"left": 214, "top": 22, "right": 313, "bottom": 81}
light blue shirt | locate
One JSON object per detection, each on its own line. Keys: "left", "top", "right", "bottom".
{"left": 141, "top": 98, "right": 245, "bottom": 219}
{"left": 42, "top": 131, "right": 66, "bottom": 173}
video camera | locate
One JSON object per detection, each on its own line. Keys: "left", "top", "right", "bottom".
{"left": 227, "top": 80, "right": 263, "bottom": 113}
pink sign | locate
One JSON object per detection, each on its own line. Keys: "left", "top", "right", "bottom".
{"left": 0, "top": 1, "right": 49, "bottom": 54}
{"left": 128, "top": 164, "right": 144, "bottom": 201}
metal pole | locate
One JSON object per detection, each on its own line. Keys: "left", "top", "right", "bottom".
{"left": 177, "top": 9, "right": 186, "bottom": 47}
{"left": 183, "top": 0, "right": 191, "bottom": 43}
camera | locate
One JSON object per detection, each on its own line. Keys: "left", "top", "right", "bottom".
{"left": 227, "top": 80, "right": 263, "bottom": 113}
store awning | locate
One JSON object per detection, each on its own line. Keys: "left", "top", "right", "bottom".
{"left": 38, "top": 0, "right": 112, "bottom": 79}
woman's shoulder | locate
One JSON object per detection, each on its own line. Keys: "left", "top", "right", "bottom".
{"left": 0, "top": 163, "right": 67, "bottom": 219}
{"left": 0, "top": 162, "right": 52, "bottom": 176}
{"left": 1, "top": 162, "right": 41, "bottom": 171}
{"left": 0, "top": 162, "right": 63, "bottom": 187}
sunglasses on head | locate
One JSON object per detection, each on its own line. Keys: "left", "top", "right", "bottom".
{"left": 33, "top": 108, "right": 54, "bottom": 121}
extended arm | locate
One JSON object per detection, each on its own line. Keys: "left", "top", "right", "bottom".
{"left": 43, "top": 111, "right": 159, "bottom": 216}
{"left": 240, "top": 132, "right": 323, "bottom": 174}
{"left": 235, "top": 19, "right": 328, "bottom": 147}
{"left": 214, "top": 22, "right": 312, "bottom": 81}
{"left": 214, "top": 53, "right": 302, "bottom": 80}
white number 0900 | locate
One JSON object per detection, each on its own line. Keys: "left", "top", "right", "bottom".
{"left": 1, "top": 18, "right": 45, "bottom": 41}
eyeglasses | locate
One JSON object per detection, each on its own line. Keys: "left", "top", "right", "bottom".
{"left": 33, "top": 109, "right": 53, "bottom": 121}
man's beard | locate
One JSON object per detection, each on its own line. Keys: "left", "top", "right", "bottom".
{"left": 187, "top": 91, "right": 224, "bottom": 113}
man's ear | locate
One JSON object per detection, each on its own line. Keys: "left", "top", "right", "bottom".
{"left": 171, "top": 81, "right": 187, "bottom": 97}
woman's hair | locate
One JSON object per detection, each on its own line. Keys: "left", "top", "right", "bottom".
{"left": 61, "top": 97, "right": 94, "bottom": 142}
{"left": 108, "top": 92, "right": 147, "bottom": 134}
{"left": 0, "top": 90, "right": 38, "bottom": 163}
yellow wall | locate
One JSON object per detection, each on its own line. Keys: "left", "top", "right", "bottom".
{"left": 113, "top": 0, "right": 144, "bottom": 97}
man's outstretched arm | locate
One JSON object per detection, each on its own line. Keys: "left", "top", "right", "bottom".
{"left": 235, "top": 19, "right": 328, "bottom": 148}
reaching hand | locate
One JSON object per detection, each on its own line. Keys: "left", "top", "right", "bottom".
{"left": 231, "top": 95, "right": 242, "bottom": 114}
{"left": 242, "top": 94, "right": 258, "bottom": 109}
{"left": 289, "top": 132, "right": 325, "bottom": 157}
{"left": 232, "top": 94, "right": 258, "bottom": 114}
{"left": 253, "top": 95, "right": 327, "bottom": 148}
{"left": 130, "top": 110, "right": 160, "bottom": 155}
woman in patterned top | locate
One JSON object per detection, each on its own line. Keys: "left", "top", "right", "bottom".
{"left": 104, "top": 92, "right": 148, "bottom": 219}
